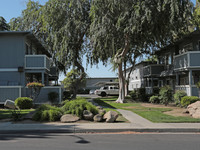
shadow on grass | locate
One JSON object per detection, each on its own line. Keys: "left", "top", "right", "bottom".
{"left": 93, "top": 98, "right": 116, "bottom": 109}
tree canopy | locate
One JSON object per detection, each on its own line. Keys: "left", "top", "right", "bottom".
{"left": 89, "top": 0, "right": 194, "bottom": 103}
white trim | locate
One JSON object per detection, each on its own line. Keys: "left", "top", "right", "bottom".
{"left": 0, "top": 86, "right": 23, "bottom": 88}
{"left": 0, "top": 68, "right": 18, "bottom": 72}
{"left": 188, "top": 53, "right": 190, "bottom": 67}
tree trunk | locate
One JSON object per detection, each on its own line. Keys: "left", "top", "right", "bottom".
{"left": 116, "top": 62, "right": 125, "bottom": 103}
{"left": 114, "top": 34, "right": 130, "bottom": 103}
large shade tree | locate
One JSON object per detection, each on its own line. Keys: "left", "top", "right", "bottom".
{"left": 89, "top": 0, "right": 194, "bottom": 103}
{"left": 9, "top": 0, "right": 91, "bottom": 98}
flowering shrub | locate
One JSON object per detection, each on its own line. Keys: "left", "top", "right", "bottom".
{"left": 27, "top": 82, "right": 44, "bottom": 101}
{"left": 27, "top": 82, "right": 44, "bottom": 88}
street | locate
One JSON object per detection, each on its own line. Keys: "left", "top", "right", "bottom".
{"left": 0, "top": 133, "right": 200, "bottom": 150}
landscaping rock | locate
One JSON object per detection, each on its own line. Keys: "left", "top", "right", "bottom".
{"left": 93, "top": 114, "right": 103, "bottom": 122}
{"left": 4, "top": 99, "right": 16, "bottom": 109}
{"left": 103, "top": 111, "right": 118, "bottom": 123}
{"left": 96, "top": 106, "right": 103, "bottom": 110}
{"left": 187, "top": 101, "right": 200, "bottom": 118}
{"left": 83, "top": 110, "right": 94, "bottom": 121}
{"left": 99, "top": 109, "right": 106, "bottom": 116}
{"left": 60, "top": 114, "right": 80, "bottom": 123}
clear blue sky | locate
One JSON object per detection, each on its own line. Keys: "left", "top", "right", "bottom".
{"left": 0, "top": 0, "right": 196, "bottom": 81}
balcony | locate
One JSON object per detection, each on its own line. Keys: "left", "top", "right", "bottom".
{"left": 25, "top": 55, "right": 50, "bottom": 70}
{"left": 174, "top": 51, "right": 200, "bottom": 71}
{"left": 143, "top": 64, "right": 164, "bottom": 77}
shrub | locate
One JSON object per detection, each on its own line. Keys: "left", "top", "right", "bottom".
{"left": 174, "top": 90, "right": 187, "bottom": 106}
{"left": 63, "top": 91, "right": 71, "bottom": 100}
{"left": 181, "top": 96, "right": 200, "bottom": 108}
{"left": 32, "top": 104, "right": 62, "bottom": 121}
{"left": 61, "top": 98, "right": 98, "bottom": 119}
{"left": 137, "top": 88, "right": 147, "bottom": 102}
{"left": 152, "top": 87, "right": 160, "bottom": 95}
{"left": 129, "top": 90, "right": 137, "bottom": 101}
{"left": 129, "top": 88, "right": 148, "bottom": 102}
{"left": 149, "top": 96, "right": 160, "bottom": 104}
{"left": 48, "top": 92, "right": 59, "bottom": 104}
{"left": 159, "top": 86, "right": 173, "bottom": 106}
{"left": 15, "top": 97, "right": 33, "bottom": 109}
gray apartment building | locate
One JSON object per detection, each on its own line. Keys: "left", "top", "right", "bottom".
{"left": 0, "top": 31, "right": 62, "bottom": 104}
{"left": 127, "top": 30, "right": 200, "bottom": 96}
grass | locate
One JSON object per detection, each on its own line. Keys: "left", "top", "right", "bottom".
{"left": 93, "top": 97, "right": 200, "bottom": 123}
{"left": 0, "top": 109, "right": 35, "bottom": 120}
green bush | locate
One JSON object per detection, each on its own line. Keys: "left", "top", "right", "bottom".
{"left": 63, "top": 91, "right": 71, "bottom": 100}
{"left": 48, "top": 92, "right": 59, "bottom": 104}
{"left": 15, "top": 97, "right": 33, "bottom": 109}
{"left": 137, "top": 88, "right": 147, "bottom": 102}
{"left": 180, "top": 96, "right": 200, "bottom": 108}
{"left": 153, "top": 87, "right": 160, "bottom": 95}
{"left": 149, "top": 95, "right": 160, "bottom": 103}
{"left": 61, "top": 98, "right": 98, "bottom": 119}
{"left": 129, "top": 90, "right": 137, "bottom": 100}
{"left": 174, "top": 90, "right": 187, "bottom": 106}
{"left": 159, "top": 86, "right": 173, "bottom": 106}
{"left": 129, "top": 88, "right": 148, "bottom": 102}
{"left": 33, "top": 104, "right": 62, "bottom": 121}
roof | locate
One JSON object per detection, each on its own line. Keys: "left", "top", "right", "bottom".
{"left": 0, "top": 31, "right": 51, "bottom": 57}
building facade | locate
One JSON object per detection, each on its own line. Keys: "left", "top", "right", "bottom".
{"left": 0, "top": 31, "right": 62, "bottom": 104}
{"left": 126, "top": 31, "right": 200, "bottom": 96}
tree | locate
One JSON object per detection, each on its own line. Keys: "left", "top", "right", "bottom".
{"left": 89, "top": 0, "right": 193, "bottom": 103}
{"left": 62, "top": 69, "right": 86, "bottom": 98}
{"left": 9, "top": 0, "right": 91, "bottom": 98}
{"left": 0, "top": 16, "right": 9, "bottom": 31}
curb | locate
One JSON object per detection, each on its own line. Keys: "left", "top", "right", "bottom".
{"left": 1, "top": 128, "right": 200, "bottom": 134}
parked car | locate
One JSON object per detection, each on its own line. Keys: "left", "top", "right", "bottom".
{"left": 94, "top": 86, "right": 119, "bottom": 97}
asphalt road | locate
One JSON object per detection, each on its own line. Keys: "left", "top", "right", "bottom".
{"left": 0, "top": 133, "right": 200, "bottom": 150}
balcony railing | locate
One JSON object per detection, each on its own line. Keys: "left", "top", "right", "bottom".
{"left": 25, "top": 55, "right": 50, "bottom": 70}
{"left": 174, "top": 51, "right": 200, "bottom": 70}
{"left": 143, "top": 64, "right": 164, "bottom": 77}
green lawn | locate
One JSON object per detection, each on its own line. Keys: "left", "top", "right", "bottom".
{"left": 0, "top": 109, "right": 35, "bottom": 120}
{"left": 93, "top": 97, "right": 200, "bottom": 123}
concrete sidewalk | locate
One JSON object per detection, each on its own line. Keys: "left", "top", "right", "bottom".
{"left": 0, "top": 109, "right": 200, "bottom": 134}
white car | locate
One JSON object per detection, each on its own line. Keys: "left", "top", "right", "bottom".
{"left": 94, "top": 86, "right": 119, "bottom": 97}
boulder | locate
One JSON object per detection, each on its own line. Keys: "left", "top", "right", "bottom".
{"left": 83, "top": 110, "right": 94, "bottom": 121}
{"left": 4, "top": 99, "right": 16, "bottom": 109}
{"left": 60, "top": 114, "right": 80, "bottom": 123}
{"left": 93, "top": 114, "right": 103, "bottom": 122}
{"left": 99, "top": 109, "right": 106, "bottom": 116}
{"left": 187, "top": 101, "right": 200, "bottom": 118}
{"left": 103, "top": 111, "right": 118, "bottom": 123}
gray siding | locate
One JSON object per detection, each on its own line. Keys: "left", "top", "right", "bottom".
{"left": 0, "top": 72, "right": 25, "bottom": 86}
{"left": 192, "top": 87, "right": 199, "bottom": 97}
{"left": 25, "top": 87, "right": 62, "bottom": 103}
{"left": 190, "top": 53, "right": 200, "bottom": 66}
{"left": 0, "top": 35, "right": 25, "bottom": 68}
{"left": 0, "top": 87, "right": 21, "bottom": 103}
{"left": 25, "top": 56, "right": 45, "bottom": 68}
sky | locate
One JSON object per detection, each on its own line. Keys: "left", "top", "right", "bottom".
{"left": 0, "top": 0, "right": 196, "bottom": 81}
